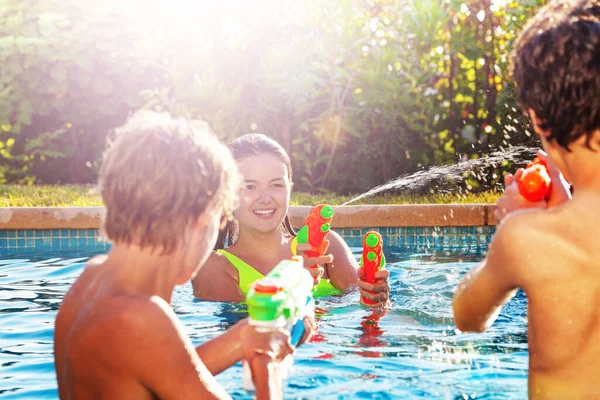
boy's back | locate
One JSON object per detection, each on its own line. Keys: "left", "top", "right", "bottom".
{"left": 55, "top": 257, "right": 159, "bottom": 399}
{"left": 505, "top": 203, "right": 600, "bottom": 397}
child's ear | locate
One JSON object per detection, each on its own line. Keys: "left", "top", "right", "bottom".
{"left": 290, "top": 181, "right": 294, "bottom": 190}
{"left": 528, "top": 108, "right": 551, "bottom": 138}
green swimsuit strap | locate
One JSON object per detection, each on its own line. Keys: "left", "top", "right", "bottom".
{"left": 216, "top": 249, "right": 343, "bottom": 298}
{"left": 216, "top": 249, "right": 264, "bottom": 296}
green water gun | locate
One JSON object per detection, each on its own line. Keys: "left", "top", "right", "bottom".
{"left": 242, "top": 256, "right": 314, "bottom": 391}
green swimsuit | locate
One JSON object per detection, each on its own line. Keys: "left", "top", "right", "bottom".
{"left": 216, "top": 249, "right": 343, "bottom": 298}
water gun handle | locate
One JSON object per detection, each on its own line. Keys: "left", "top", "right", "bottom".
{"left": 360, "top": 231, "right": 386, "bottom": 306}
{"left": 292, "top": 204, "right": 334, "bottom": 270}
{"left": 289, "top": 297, "right": 315, "bottom": 346}
{"left": 517, "top": 157, "right": 551, "bottom": 202}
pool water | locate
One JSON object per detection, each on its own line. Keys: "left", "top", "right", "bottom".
{"left": 0, "top": 248, "right": 528, "bottom": 399}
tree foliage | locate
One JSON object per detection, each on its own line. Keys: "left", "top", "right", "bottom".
{"left": 0, "top": 0, "right": 547, "bottom": 193}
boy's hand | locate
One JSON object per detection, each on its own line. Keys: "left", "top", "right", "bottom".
{"left": 357, "top": 267, "right": 391, "bottom": 308}
{"left": 240, "top": 325, "right": 294, "bottom": 364}
{"left": 494, "top": 169, "right": 546, "bottom": 223}
{"left": 494, "top": 149, "right": 571, "bottom": 223}
{"left": 241, "top": 325, "right": 293, "bottom": 400}
{"left": 535, "top": 150, "right": 571, "bottom": 207}
{"left": 296, "top": 242, "right": 333, "bottom": 285}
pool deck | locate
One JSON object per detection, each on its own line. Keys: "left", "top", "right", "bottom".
{"left": 0, "top": 205, "right": 496, "bottom": 230}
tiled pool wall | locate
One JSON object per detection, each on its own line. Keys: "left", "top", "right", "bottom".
{"left": 0, "top": 205, "right": 497, "bottom": 257}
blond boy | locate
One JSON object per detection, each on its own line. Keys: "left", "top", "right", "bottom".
{"left": 54, "top": 111, "right": 294, "bottom": 399}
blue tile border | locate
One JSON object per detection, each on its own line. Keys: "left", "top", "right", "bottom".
{"left": 0, "top": 226, "right": 497, "bottom": 257}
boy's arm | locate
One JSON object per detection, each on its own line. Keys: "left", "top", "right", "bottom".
{"left": 194, "top": 319, "right": 247, "bottom": 375}
{"left": 452, "top": 218, "right": 523, "bottom": 333}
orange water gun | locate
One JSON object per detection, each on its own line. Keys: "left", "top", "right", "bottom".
{"left": 359, "top": 231, "right": 386, "bottom": 306}
{"left": 517, "top": 157, "right": 551, "bottom": 202}
{"left": 291, "top": 204, "right": 334, "bottom": 270}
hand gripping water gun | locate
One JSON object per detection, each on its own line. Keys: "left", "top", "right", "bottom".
{"left": 517, "top": 157, "right": 551, "bottom": 202}
{"left": 290, "top": 204, "right": 334, "bottom": 271}
{"left": 359, "top": 231, "right": 386, "bottom": 306}
{"left": 242, "top": 256, "right": 314, "bottom": 392}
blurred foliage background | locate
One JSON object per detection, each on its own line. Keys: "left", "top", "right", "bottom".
{"left": 0, "top": 0, "right": 546, "bottom": 194}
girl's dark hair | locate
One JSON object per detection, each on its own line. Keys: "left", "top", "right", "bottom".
{"left": 510, "top": 0, "right": 600, "bottom": 150}
{"left": 215, "top": 134, "right": 296, "bottom": 250}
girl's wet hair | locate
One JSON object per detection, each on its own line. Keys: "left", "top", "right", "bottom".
{"left": 215, "top": 133, "right": 296, "bottom": 250}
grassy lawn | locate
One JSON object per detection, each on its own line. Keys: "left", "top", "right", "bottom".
{"left": 1, "top": 185, "right": 501, "bottom": 207}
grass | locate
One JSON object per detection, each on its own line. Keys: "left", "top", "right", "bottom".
{"left": 0, "top": 185, "right": 502, "bottom": 207}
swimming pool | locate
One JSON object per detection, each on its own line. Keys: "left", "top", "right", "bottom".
{"left": 0, "top": 247, "right": 528, "bottom": 399}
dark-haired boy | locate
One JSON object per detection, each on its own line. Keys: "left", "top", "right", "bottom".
{"left": 453, "top": 1, "right": 600, "bottom": 398}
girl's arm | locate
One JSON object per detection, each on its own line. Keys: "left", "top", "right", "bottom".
{"left": 323, "top": 230, "right": 360, "bottom": 289}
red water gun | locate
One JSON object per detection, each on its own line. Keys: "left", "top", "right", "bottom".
{"left": 291, "top": 204, "right": 334, "bottom": 270}
{"left": 517, "top": 157, "right": 551, "bottom": 202}
{"left": 360, "top": 231, "right": 386, "bottom": 305}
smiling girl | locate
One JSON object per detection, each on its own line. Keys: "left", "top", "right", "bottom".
{"left": 192, "top": 134, "right": 390, "bottom": 306}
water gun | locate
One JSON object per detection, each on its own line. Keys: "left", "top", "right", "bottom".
{"left": 290, "top": 204, "right": 334, "bottom": 273}
{"left": 517, "top": 157, "right": 551, "bottom": 202}
{"left": 242, "top": 256, "right": 314, "bottom": 391}
{"left": 359, "top": 231, "right": 386, "bottom": 306}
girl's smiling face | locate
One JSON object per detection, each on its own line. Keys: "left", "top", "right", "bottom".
{"left": 234, "top": 153, "right": 292, "bottom": 233}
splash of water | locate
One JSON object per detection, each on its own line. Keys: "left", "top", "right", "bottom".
{"left": 339, "top": 146, "right": 537, "bottom": 206}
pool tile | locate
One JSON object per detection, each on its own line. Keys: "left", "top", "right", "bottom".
{"left": 8, "top": 231, "right": 16, "bottom": 238}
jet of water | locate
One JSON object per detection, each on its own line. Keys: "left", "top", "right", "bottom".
{"left": 339, "top": 146, "right": 537, "bottom": 206}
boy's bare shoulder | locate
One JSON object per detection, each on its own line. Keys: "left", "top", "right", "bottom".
{"left": 491, "top": 206, "right": 586, "bottom": 285}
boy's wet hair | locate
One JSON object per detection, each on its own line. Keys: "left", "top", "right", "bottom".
{"left": 215, "top": 133, "right": 296, "bottom": 250}
{"left": 511, "top": 0, "right": 600, "bottom": 149}
{"left": 99, "top": 110, "right": 240, "bottom": 254}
